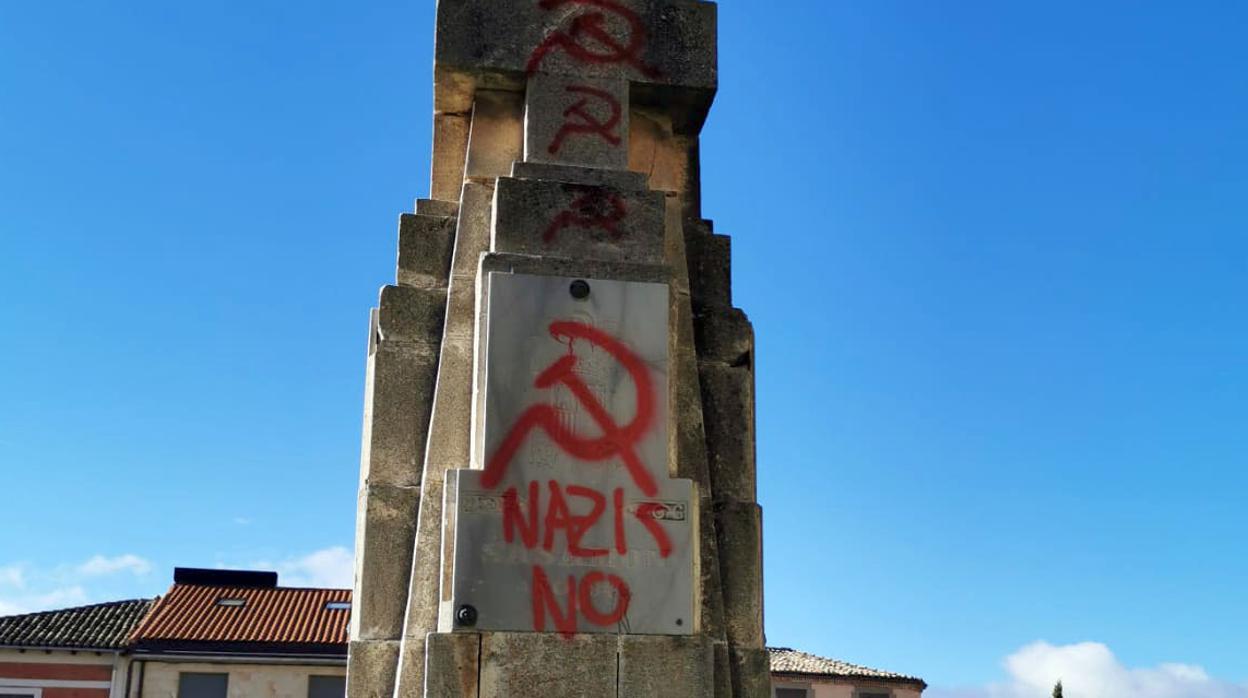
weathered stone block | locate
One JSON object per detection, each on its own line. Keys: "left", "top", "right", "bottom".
{"left": 377, "top": 285, "right": 449, "bottom": 346}
{"left": 402, "top": 481, "right": 445, "bottom": 639}
{"left": 696, "top": 489, "right": 728, "bottom": 643}
{"left": 629, "top": 108, "right": 690, "bottom": 194}
{"left": 525, "top": 73, "right": 629, "bottom": 170}
{"left": 434, "top": 0, "right": 717, "bottom": 116}
{"left": 668, "top": 278, "right": 706, "bottom": 485}
{"left": 347, "top": 639, "right": 400, "bottom": 698}
{"left": 492, "top": 176, "right": 666, "bottom": 263}
{"left": 450, "top": 182, "right": 496, "bottom": 279}
{"left": 729, "top": 646, "right": 772, "bottom": 698}
{"left": 663, "top": 191, "right": 690, "bottom": 283}
{"left": 512, "top": 160, "right": 648, "bottom": 190}
{"left": 694, "top": 307, "right": 753, "bottom": 368}
{"left": 699, "top": 363, "right": 756, "bottom": 503}
{"left": 619, "top": 635, "right": 715, "bottom": 697}
{"left": 715, "top": 502, "right": 764, "bottom": 650}
{"left": 465, "top": 90, "right": 523, "bottom": 181}
{"left": 479, "top": 633, "right": 617, "bottom": 698}
{"left": 686, "top": 228, "right": 732, "bottom": 311}
{"left": 431, "top": 112, "right": 470, "bottom": 202}
{"left": 420, "top": 319, "right": 475, "bottom": 478}
{"left": 425, "top": 632, "right": 480, "bottom": 698}
{"left": 416, "top": 198, "right": 460, "bottom": 218}
{"left": 352, "top": 483, "right": 421, "bottom": 641}
{"left": 680, "top": 133, "right": 703, "bottom": 219}
{"left": 360, "top": 342, "right": 438, "bottom": 488}
{"left": 415, "top": 181, "right": 493, "bottom": 487}
{"left": 671, "top": 344, "right": 709, "bottom": 484}
{"left": 398, "top": 214, "right": 456, "bottom": 288}
{"left": 393, "top": 635, "right": 427, "bottom": 698}
{"left": 712, "top": 640, "right": 733, "bottom": 698}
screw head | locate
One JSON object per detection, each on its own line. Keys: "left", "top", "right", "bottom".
{"left": 569, "top": 279, "right": 591, "bottom": 300}
{"left": 456, "top": 604, "right": 478, "bottom": 627}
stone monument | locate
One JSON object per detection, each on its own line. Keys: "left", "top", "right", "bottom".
{"left": 348, "top": 1, "right": 765, "bottom": 695}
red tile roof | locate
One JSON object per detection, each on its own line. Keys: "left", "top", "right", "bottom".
{"left": 129, "top": 584, "right": 350, "bottom": 648}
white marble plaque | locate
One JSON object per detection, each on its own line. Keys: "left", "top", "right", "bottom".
{"left": 450, "top": 272, "right": 694, "bottom": 636}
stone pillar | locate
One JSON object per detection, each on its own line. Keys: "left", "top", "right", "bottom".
{"left": 349, "top": 1, "right": 766, "bottom": 696}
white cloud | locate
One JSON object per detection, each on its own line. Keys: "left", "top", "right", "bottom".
{"left": 0, "top": 564, "right": 26, "bottom": 589}
{"left": 274, "top": 547, "right": 354, "bottom": 589}
{"left": 232, "top": 517, "right": 253, "bottom": 526}
{"left": 926, "top": 642, "right": 1248, "bottom": 698}
{"left": 76, "top": 554, "right": 152, "bottom": 577}
{"left": 0, "top": 586, "right": 88, "bottom": 616}
{"left": 0, "top": 553, "right": 155, "bottom": 617}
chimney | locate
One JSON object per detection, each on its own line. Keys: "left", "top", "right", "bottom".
{"left": 173, "top": 567, "right": 278, "bottom": 588}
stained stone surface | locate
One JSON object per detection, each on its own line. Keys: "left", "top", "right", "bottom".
{"left": 730, "top": 646, "right": 773, "bottom": 698}
{"left": 351, "top": 483, "right": 420, "bottom": 641}
{"left": 618, "top": 635, "right": 716, "bottom": 696}
{"left": 397, "top": 214, "right": 456, "bottom": 288}
{"left": 350, "top": 0, "right": 766, "bottom": 694}
{"left": 700, "top": 363, "right": 757, "bottom": 504}
{"left": 450, "top": 273, "right": 694, "bottom": 636}
{"left": 434, "top": 0, "right": 717, "bottom": 109}
{"left": 424, "top": 632, "right": 480, "bottom": 697}
{"left": 479, "top": 633, "right": 618, "bottom": 698}
{"left": 430, "top": 113, "right": 470, "bottom": 202}
{"left": 347, "top": 640, "right": 400, "bottom": 698}
{"left": 714, "top": 501, "right": 764, "bottom": 649}
{"left": 525, "top": 73, "right": 630, "bottom": 170}
{"left": 491, "top": 176, "right": 666, "bottom": 264}
{"left": 464, "top": 91, "right": 523, "bottom": 181}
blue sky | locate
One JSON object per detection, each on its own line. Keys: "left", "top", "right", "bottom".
{"left": 2, "top": 2, "right": 1246, "bottom": 695}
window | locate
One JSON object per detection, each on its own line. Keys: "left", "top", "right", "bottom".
{"left": 216, "top": 597, "right": 246, "bottom": 607}
{"left": 774, "top": 687, "right": 810, "bottom": 698}
{"left": 308, "top": 675, "right": 345, "bottom": 698}
{"left": 178, "top": 672, "right": 228, "bottom": 698}
{"left": 855, "top": 691, "right": 892, "bottom": 698}
{"left": 0, "top": 689, "right": 41, "bottom": 698}
{"left": 324, "top": 601, "right": 351, "bottom": 611}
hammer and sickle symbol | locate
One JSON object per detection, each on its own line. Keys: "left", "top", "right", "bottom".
{"left": 483, "top": 320, "right": 659, "bottom": 497}
{"left": 526, "top": 0, "right": 661, "bottom": 78}
{"left": 548, "top": 85, "right": 623, "bottom": 156}
{"left": 542, "top": 186, "right": 627, "bottom": 243}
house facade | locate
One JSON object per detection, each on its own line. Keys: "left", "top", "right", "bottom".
{"left": 0, "top": 598, "right": 153, "bottom": 698}
{"left": 3, "top": 569, "right": 926, "bottom": 697}
{"left": 123, "top": 568, "right": 347, "bottom": 698}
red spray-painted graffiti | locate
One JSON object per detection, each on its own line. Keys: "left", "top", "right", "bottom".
{"left": 532, "top": 566, "right": 631, "bottom": 635}
{"left": 483, "top": 319, "right": 670, "bottom": 637}
{"left": 526, "top": 0, "right": 661, "bottom": 78}
{"left": 500, "top": 481, "right": 673, "bottom": 559}
{"left": 548, "top": 85, "right": 623, "bottom": 156}
{"left": 542, "top": 186, "right": 627, "bottom": 243}
{"left": 483, "top": 320, "right": 657, "bottom": 496}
